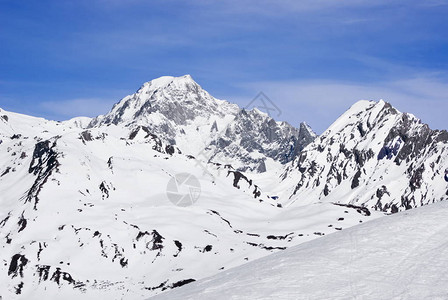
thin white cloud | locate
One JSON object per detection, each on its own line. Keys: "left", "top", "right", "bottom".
{"left": 40, "top": 98, "right": 115, "bottom": 119}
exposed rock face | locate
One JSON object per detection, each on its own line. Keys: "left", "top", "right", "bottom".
{"left": 8, "top": 254, "right": 28, "bottom": 279}
{"left": 128, "top": 126, "right": 181, "bottom": 155}
{"left": 282, "top": 100, "right": 448, "bottom": 213}
{"left": 205, "top": 109, "right": 316, "bottom": 172}
{"left": 296, "top": 122, "right": 317, "bottom": 156}
{"left": 25, "top": 140, "right": 60, "bottom": 210}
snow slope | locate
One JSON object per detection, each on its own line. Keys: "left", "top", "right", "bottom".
{"left": 149, "top": 200, "right": 448, "bottom": 300}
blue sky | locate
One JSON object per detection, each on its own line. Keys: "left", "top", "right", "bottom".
{"left": 1, "top": 0, "right": 447, "bottom": 133}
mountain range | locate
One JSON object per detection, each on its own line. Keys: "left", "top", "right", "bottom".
{"left": 0, "top": 75, "right": 447, "bottom": 299}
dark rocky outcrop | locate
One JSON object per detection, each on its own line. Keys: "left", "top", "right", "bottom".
{"left": 23, "top": 140, "right": 59, "bottom": 209}
{"left": 8, "top": 254, "right": 28, "bottom": 278}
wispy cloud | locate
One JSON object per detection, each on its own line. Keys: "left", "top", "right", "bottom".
{"left": 39, "top": 98, "right": 115, "bottom": 120}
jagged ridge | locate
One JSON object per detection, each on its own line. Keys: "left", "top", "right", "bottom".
{"left": 281, "top": 100, "right": 448, "bottom": 213}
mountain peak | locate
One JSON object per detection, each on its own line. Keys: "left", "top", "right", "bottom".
{"left": 299, "top": 122, "right": 316, "bottom": 136}
{"left": 89, "top": 74, "right": 222, "bottom": 127}
{"left": 283, "top": 97, "right": 447, "bottom": 213}
{"left": 139, "top": 74, "right": 197, "bottom": 92}
{"left": 87, "top": 75, "right": 315, "bottom": 172}
{"left": 323, "top": 99, "right": 398, "bottom": 136}
{"left": 349, "top": 99, "right": 378, "bottom": 113}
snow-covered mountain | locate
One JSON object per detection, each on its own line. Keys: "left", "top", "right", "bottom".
{"left": 279, "top": 100, "right": 448, "bottom": 212}
{"left": 1, "top": 76, "right": 447, "bottom": 299}
{"left": 88, "top": 75, "right": 315, "bottom": 172}
{"left": 149, "top": 200, "right": 448, "bottom": 300}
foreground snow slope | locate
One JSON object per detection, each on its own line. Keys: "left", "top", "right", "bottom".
{"left": 150, "top": 201, "right": 448, "bottom": 300}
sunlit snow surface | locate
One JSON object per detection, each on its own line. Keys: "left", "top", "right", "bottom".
{"left": 150, "top": 201, "right": 448, "bottom": 300}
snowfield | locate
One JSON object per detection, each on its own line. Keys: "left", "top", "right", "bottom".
{"left": 150, "top": 200, "right": 448, "bottom": 300}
